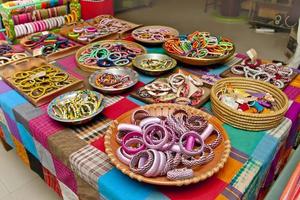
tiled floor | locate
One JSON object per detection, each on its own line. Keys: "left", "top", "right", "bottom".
{"left": 0, "top": 145, "right": 59, "bottom": 200}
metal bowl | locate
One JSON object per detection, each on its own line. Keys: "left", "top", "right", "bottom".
{"left": 132, "top": 53, "right": 177, "bottom": 76}
{"left": 47, "top": 90, "right": 104, "bottom": 125}
{"left": 89, "top": 67, "right": 139, "bottom": 94}
{"left": 163, "top": 42, "right": 235, "bottom": 66}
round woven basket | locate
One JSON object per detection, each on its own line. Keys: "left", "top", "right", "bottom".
{"left": 75, "top": 40, "right": 147, "bottom": 72}
{"left": 211, "top": 77, "right": 289, "bottom": 131}
{"left": 104, "top": 103, "right": 231, "bottom": 186}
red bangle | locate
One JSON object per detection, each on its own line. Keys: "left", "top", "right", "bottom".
{"left": 41, "top": 2, "right": 47, "bottom": 9}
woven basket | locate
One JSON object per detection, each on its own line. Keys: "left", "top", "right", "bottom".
{"left": 104, "top": 103, "right": 231, "bottom": 186}
{"left": 211, "top": 77, "right": 289, "bottom": 131}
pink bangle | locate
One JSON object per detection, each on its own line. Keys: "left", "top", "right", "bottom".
{"left": 155, "top": 151, "right": 167, "bottom": 176}
{"left": 130, "top": 150, "right": 154, "bottom": 174}
{"left": 139, "top": 117, "right": 161, "bottom": 129}
{"left": 117, "top": 147, "right": 131, "bottom": 165}
{"left": 41, "top": 20, "right": 47, "bottom": 31}
{"left": 86, "top": 27, "right": 97, "bottom": 33}
{"left": 122, "top": 131, "right": 145, "bottom": 154}
{"left": 118, "top": 123, "right": 142, "bottom": 133}
{"left": 179, "top": 131, "right": 204, "bottom": 156}
{"left": 200, "top": 124, "right": 214, "bottom": 141}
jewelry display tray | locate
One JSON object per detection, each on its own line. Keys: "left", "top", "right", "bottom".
{"left": 0, "top": 58, "right": 84, "bottom": 107}
{"left": 130, "top": 69, "right": 211, "bottom": 108}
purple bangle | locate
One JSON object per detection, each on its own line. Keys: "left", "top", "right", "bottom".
{"left": 130, "top": 150, "right": 154, "bottom": 174}
{"left": 139, "top": 117, "right": 161, "bottom": 128}
{"left": 206, "top": 130, "right": 222, "bottom": 149}
{"left": 144, "top": 149, "right": 161, "bottom": 177}
{"left": 122, "top": 132, "right": 145, "bottom": 154}
{"left": 179, "top": 131, "right": 204, "bottom": 156}
{"left": 143, "top": 124, "right": 168, "bottom": 149}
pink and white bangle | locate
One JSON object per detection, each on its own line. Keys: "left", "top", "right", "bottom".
{"left": 144, "top": 149, "right": 161, "bottom": 177}
{"left": 179, "top": 131, "right": 204, "bottom": 156}
{"left": 130, "top": 150, "right": 154, "bottom": 174}
{"left": 167, "top": 168, "right": 194, "bottom": 180}
{"left": 122, "top": 131, "right": 145, "bottom": 154}
{"left": 117, "top": 147, "right": 131, "bottom": 165}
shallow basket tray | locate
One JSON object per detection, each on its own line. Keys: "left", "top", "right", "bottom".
{"left": 210, "top": 77, "right": 289, "bottom": 131}
{"left": 104, "top": 103, "right": 231, "bottom": 186}
{"left": 75, "top": 40, "right": 147, "bottom": 72}
{"left": 163, "top": 43, "right": 235, "bottom": 66}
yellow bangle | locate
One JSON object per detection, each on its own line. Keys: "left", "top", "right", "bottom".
{"left": 72, "top": 10, "right": 78, "bottom": 21}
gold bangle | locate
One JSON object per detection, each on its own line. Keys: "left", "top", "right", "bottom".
{"left": 14, "top": 72, "right": 30, "bottom": 79}
{"left": 29, "top": 86, "right": 46, "bottom": 99}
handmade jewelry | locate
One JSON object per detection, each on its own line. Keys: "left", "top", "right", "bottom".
{"left": 137, "top": 72, "right": 205, "bottom": 106}
{"left": 140, "top": 58, "right": 173, "bottom": 71}
{"left": 164, "top": 31, "right": 234, "bottom": 59}
{"left": 78, "top": 42, "right": 144, "bottom": 68}
{"left": 116, "top": 109, "right": 222, "bottom": 180}
{"left": 132, "top": 27, "right": 177, "bottom": 43}
{"left": 0, "top": 44, "right": 28, "bottom": 66}
{"left": 230, "top": 58, "right": 293, "bottom": 89}
{"left": 12, "top": 64, "right": 74, "bottom": 99}
{"left": 51, "top": 90, "right": 102, "bottom": 120}
{"left": 95, "top": 72, "right": 133, "bottom": 89}
{"left": 218, "top": 84, "right": 276, "bottom": 114}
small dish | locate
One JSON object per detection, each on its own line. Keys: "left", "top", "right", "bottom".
{"left": 133, "top": 53, "right": 177, "bottom": 76}
{"left": 47, "top": 90, "right": 104, "bottom": 125}
{"left": 89, "top": 67, "right": 139, "bottom": 94}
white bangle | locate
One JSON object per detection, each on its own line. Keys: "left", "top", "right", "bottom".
{"left": 231, "top": 65, "right": 245, "bottom": 75}
{"left": 15, "top": 25, "right": 20, "bottom": 37}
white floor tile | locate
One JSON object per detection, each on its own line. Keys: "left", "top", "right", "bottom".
{"left": 0, "top": 193, "right": 16, "bottom": 200}
{"left": 12, "top": 178, "right": 59, "bottom": 200}
{"left": 0, "top": 149, "right": 38, "bottom": 192}
{"left": 0, "top": 180, "right": 9, "bottom": 199}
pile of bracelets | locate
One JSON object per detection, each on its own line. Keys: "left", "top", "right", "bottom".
{"left": 94, "top": 16, "right": 134, "bottom": 33}
{"left": 132, "top": 27, "right": 177, "bottom": 42}
{"left": 68, "top": 26, "right": 109, "bottom": 43}
{"left": 0, "top": 44, "right": 28, "bottom": 66}
{"left": 137, "top": 72, "right": 204, "bottom": 106}
{"left": 230, "top": 58, "right": 293, "bottom": 89}
{"left": 14, "top": 16, "right": 66, "bottom": 38}
{"left": 12, "top": 64, "right": 73, "bottom": 99}
{"left": 95, "top": 73, "right": 133, "bottom": 89}
{"left": 23, "top": 32, "right": 77, "bottom": 56}
{"left": 12, "top": 5, "right": 67, "bottom": 25}
{"left": 116, "top": 109, "right": 222, "bottom": 180}
{"left": 218, "top": 84, "right": 276, "bottom": 114}
{"left": 164, "top": 31, "right": 234, "bottom": 58}
{"left": 51, "top": 90, "right": 102, "bottom": 120}
{"left": 78, "top": 42, "right": 144, "bottom": 68}
{"left": 140, "top": 58, "right": 173, "bottom": 71}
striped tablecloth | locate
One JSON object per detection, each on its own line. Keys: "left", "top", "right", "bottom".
{"left": 0, "top": 46, "right": 299, "bottom": 200}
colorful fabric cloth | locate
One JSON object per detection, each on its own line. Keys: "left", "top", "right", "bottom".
{"left": 0, "top": 46, "right": 299, "bottom": 200}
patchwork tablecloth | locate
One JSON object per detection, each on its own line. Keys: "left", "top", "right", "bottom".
{"left": 0, "top": 46, "right": 299, "bottom": 200}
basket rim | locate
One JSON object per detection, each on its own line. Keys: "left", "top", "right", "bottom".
{"left": 104, "top": 103, "right": 231, "bottom": 186}
{"left": 211, "top": 77, "right": 289, "bottom": 117}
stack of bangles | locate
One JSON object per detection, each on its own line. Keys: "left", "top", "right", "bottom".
{"left": 64, "top": 11, "right": 78, "bottom": 25}
{"left": 140, "top": 58, "right": 173, "bottom": 71}
{"left": 230, "top": 58, "right": 293, "bottom": 89}
{"left": 0, "top": 44, "right": 28, "bottom": 66}
{"left": 12, "top": 64, "right": 72, "bottom": 99}
{"left": 78, "top": 42, "right": 144, "bottom": 68}
{"left": 137, "top": 72, "right": 204, "bottom": 106}
{"left": 95, "top": 73, "right": 133, "bottom": 89}
{"left": 116, "top": 109, "right": 222, "bottom": 180}
{"left": 94, "top": 17, "right": 133, "bottom": 33}
{"left": 132, "top": 27, "right": 177, "bottom": 42}
{"left": 14, "top": 16, "right": 65, "bottom": 38}
{"left": 68, "top": 25, "right": 109, "bottom": 43}
{"left": 164, "top": 31, "right": 234, "bottom": 58}
{"left": 23, "top": 32, "right": 77, "bottom": 56}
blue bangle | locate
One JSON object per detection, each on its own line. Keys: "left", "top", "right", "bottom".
{"left": 97, "top": 59, "right": 114, "bottom": 67}
{"left": 108, "top": 52, "right": 122, "bottom": 62}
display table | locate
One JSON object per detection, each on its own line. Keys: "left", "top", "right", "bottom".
{"left": 0, "top": 45, "right": 299, "bottom": 200}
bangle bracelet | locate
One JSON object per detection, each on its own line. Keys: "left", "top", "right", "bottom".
{"left": 167, "top": 168, "right": 194, "bottom": 180}
{"left": 68, "top": 32, "right": 79, "bottom": 38}
{"left": 130, "top": 150, "right": 154, "bottom": 174}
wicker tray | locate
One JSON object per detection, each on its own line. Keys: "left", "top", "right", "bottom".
{"left": 211, "top": 77, "right": 289, "bottom": 131}
{"left": 0, "top": 58, "right": 84, "bottom": 107}
{"left": 104, "top": 103, "right": 231, "bottom": 186}
{"left": 163, "top": 44, "right": 235, "bottom": 66}
{"left": 130, "top": 69, "right": 211, "bottom": 108}
{"left": 19, "top": 32, "right": 81, "bottom": 62}
{"left": 75, "top": 40, "right": 147, "bottom": 72}
{"left": 220, "top": 60, "right": 298, "bottom": 90}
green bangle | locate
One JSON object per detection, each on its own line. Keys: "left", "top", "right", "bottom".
{"left": 68, "top": 32, "right": 79, "bottom": 38}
